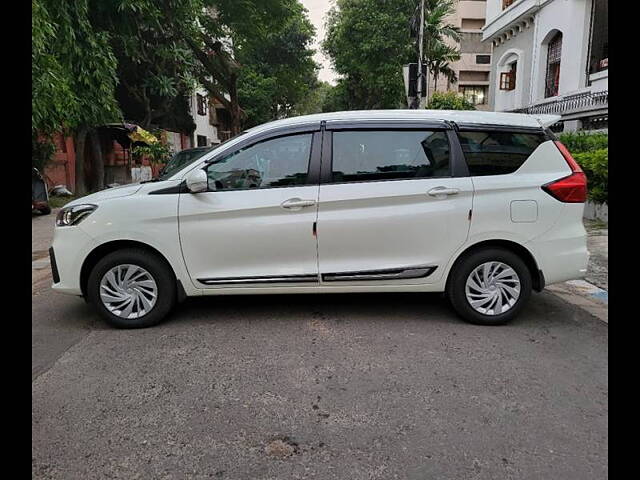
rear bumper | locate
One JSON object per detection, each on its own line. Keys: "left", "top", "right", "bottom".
{"left": 528, "top": 233, "right": 589, "bottom": 286}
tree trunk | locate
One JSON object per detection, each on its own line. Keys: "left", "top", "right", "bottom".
{"left": 228, "top": 73, "right": 242, "bottom": 136}
{"left": 89, "top": 129, "right": 104, "bottom": 191}
{"left": 74, "top": 126, "right": 89, "bottom": 196}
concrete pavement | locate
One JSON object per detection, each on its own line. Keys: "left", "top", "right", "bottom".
{"left": 32, "top": 214, "right": 608, "bottom": 479}
{"left": 32, "top": 287, "right": 608, "bottom": 479}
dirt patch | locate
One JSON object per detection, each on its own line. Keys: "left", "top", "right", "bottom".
{"left": 265, "top": 436, "right": 300, "bottom": 458}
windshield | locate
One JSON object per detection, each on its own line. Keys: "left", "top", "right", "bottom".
{"left": 157, "top": 147, "right": 213, "bottom": 180}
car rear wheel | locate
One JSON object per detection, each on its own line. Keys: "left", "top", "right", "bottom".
{"left": 87, "top": 248, "right": 176, "bottom": 328}
{"left": 447, "top": 248, "right": 532, "bottom": 325}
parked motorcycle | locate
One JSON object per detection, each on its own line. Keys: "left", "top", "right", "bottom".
{"left": 32, "top": 167, "right": 51, "bottom": 215}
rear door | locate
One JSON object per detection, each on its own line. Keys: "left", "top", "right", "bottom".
{"left": 316, "top": 121, "right": 473, "bottom": 285}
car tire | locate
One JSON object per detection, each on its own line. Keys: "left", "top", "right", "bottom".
{"left": 87, "top": 248, "right": 176, "bottom": 329}
{"left": 447, "top": 248, "right": 532, "bottom": 326}
{"left": 39, "top": 205, "right": 51, "bottom": 215}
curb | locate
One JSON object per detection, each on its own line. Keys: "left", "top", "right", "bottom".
{"left": 546, "top": 280, "right": 608, "bottom": 323}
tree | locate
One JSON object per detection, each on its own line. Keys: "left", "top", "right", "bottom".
{"left": 296, "top": 81, "right": 334, "bottom": 115}
{"left": 323, "top": 0, "right": 416, "bottom": 109}
{"left": 32, "top": 0, "right": 121, "bottom": 194}
{"left": 90, "top": 0, "right": 199, "bottom": 130}
{"left": 236, "top": 0, "right": 318, "bottom": 127}
{"left": 322, "top": 0, "right": 462, "bottom": 111}
{"left": 419, "top": 0, "right": 461, "bottom": 102}
{"left": 32, "top": 0, "right": 77, "bottom": 137}
{"left": 427, "top": 42, "right": 460, "bottom": 93}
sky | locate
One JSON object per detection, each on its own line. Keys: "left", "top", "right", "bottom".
{"left": 300, "top": 0, "right": 338, "bottom": 85}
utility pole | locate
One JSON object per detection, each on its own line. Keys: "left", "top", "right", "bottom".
{"left": 415, "top": 0, "right": 425, "bottom": 109}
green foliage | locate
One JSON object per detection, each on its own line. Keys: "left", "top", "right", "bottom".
{"left": 427, "top": 91, "right": 475, "bottom": 110}
{"left": 557, "top": 131, "right": 608, "bottom": 153}
{"left": 236, "top": 0, "right": 318, "bottom": 127}
{"left": 32, "top": 135, "right": 56, "bottom": 171}
{"left": 321, "top": 81, "right": 351, "bottom": 112}
{"left": 90, "top": 0, "right": 200, "bottom": 128}
{"left": 323, "top": 0, "right": 416, "bottom": 109}
{"left": 32, "top": 0, "right": 77, "bottom": 135}
{"left": 131, "top": 132, "right": 174, "bottom": 165}
{"left": 32, "top": 0, "right": 121, "bottom": 134}
{"left": 559, "top": 132, "right": 608, "bottom": 203}
{"left": 573, "top": 149, "right": 608, "bottom": 203}
{"left": 295, "top": 82, "right": 334, "bottom": 115}
{"left": 323, "top": 0, "right": 462, "bottom": 110}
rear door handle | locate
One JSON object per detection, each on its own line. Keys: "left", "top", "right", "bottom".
{"left": 281, "top": 198, "right": 316, "bottom": 210}
{"left": 428, "top": 187, "right": 460, "bottom": 197}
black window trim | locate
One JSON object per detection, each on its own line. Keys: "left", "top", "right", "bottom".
{"left": 456, "top": 122, "right": 550, "bottom": 137}
{"left": 319, "top": 121, "right": 469, "bottom": 185}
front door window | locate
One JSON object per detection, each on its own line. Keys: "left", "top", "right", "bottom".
{"left": 206, "top": 134, "right": 313, "bottom": 191}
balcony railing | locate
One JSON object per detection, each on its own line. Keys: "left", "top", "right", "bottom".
{"left": 510, "top": 90, "right": 608, "bottom": 115}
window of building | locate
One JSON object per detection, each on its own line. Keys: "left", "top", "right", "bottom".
{"left": 331, "top": 130, "right": 450, "bottom": 183}
{"left": 196, "top": 94, "right": 208, "bottom": 116}
{"left": 460, "top": 86, "right": 488, "bottom": 105}
{"left": 476, "top": 55, "right": 491, "bottom": 64}
{"left": 206, "top": 134, "right": 312, "bottom": 190}
{"left": 457, "top": 130, "right": 547, "bottom": 176}
{"left": 197, "top": 135, "right": 208, "bottom": 147}
{"left": 588, "top": 0, "right": 608, "bottom": 75}
{"left": 544, "top": 33, "right": 562, "bottom": 98}
{"left": 460, "top": 70, "right": 490, "bottom": 82}
{"left": 461, "top": 18, "right": 485, "bottom": 30}
{"left": 502, "top": 0, "right": 517, "bottom": 9}
{"left": 460, "top": 32, "right": 491, "bottom": 54}
{"left": 499, "top": 62, "right": 517, "bottom": 91}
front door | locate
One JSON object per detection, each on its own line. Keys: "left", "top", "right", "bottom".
{"left": 316, "top": 127, "right": 473, "bottom": 285}
{"left": 179, "top": 130, "right": 321, "bottom": 288}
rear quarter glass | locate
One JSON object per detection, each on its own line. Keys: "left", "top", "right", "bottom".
{"left": 456, "top": 130, "right": 548, "bottom": 176}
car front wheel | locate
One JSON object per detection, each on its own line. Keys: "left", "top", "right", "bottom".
{"left": 87, "top": 248, "right": 176, "bottom": 328}
{"left": 447, "top": 248, "right": 532, "bottom": 325}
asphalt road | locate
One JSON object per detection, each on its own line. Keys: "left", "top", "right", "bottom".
{"left": 32, "top": 282, "right": 608, "bottom": 479}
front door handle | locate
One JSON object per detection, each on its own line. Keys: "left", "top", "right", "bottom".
{"left": 281, "top": 198, "right": 316, "bottom": 210}
{"left": 428, "top": 186, "right": 460, "bottom": 197}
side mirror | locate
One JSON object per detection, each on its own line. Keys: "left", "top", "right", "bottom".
{"left": 185, "top": 169, "right": 209, "bottom": 193}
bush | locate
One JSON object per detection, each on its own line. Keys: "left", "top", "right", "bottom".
{"left": 557, "top": 131, "right": 608, "bottom": 153}
{"left": 427, "top": 91, "right": 476, "bottom": 111}
{"left": 573, "top": 148, "right": 608, "bottom": 204}
{"left": 556, "top": 131, "right": 608, "bottom": 203}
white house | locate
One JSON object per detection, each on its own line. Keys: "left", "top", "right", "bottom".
{"left": 189, "top": 87, "right": 222, "bottom": 147}
{"left": 483, "top": 0, "right": 607, "bottom": 131}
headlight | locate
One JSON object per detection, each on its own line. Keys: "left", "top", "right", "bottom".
{"left": 56, "top": 204, "right": 98, "bottom": 227}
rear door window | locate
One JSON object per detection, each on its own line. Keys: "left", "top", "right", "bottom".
{"left": 331, "top": 130, "right": 450, "bottom": 183}
{"left": 457, "top": 130, "right": 547, "bottom": 176}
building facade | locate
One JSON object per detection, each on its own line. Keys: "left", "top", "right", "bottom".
{"left": 427, "top": 0, "right": 493, "bottom": 111}
{"left": 483, "top": 0, "right": 608, "bottom": 131}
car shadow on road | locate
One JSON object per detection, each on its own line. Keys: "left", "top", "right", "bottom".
{"left": 168, "top": 292, "right": 460, "bottom": 328}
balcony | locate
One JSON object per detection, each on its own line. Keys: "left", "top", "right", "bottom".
{"left": 510, "top": 90, "right": 608, "bottom": 117}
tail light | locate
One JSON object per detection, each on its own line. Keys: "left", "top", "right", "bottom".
{"left": 541, "top": 141, "right": 588, "bottom": 203}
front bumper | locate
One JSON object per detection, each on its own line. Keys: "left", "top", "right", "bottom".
{"left": 50, "top": 225, "right": 96, "bottom": 296}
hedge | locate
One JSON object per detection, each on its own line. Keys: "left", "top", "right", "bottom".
{"left": 557, "top": 131, "right": 608, "bottom": 203}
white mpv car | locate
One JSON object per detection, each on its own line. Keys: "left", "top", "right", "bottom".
{"left": 50, "top": 111, "right": 588, "bottom": 328}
